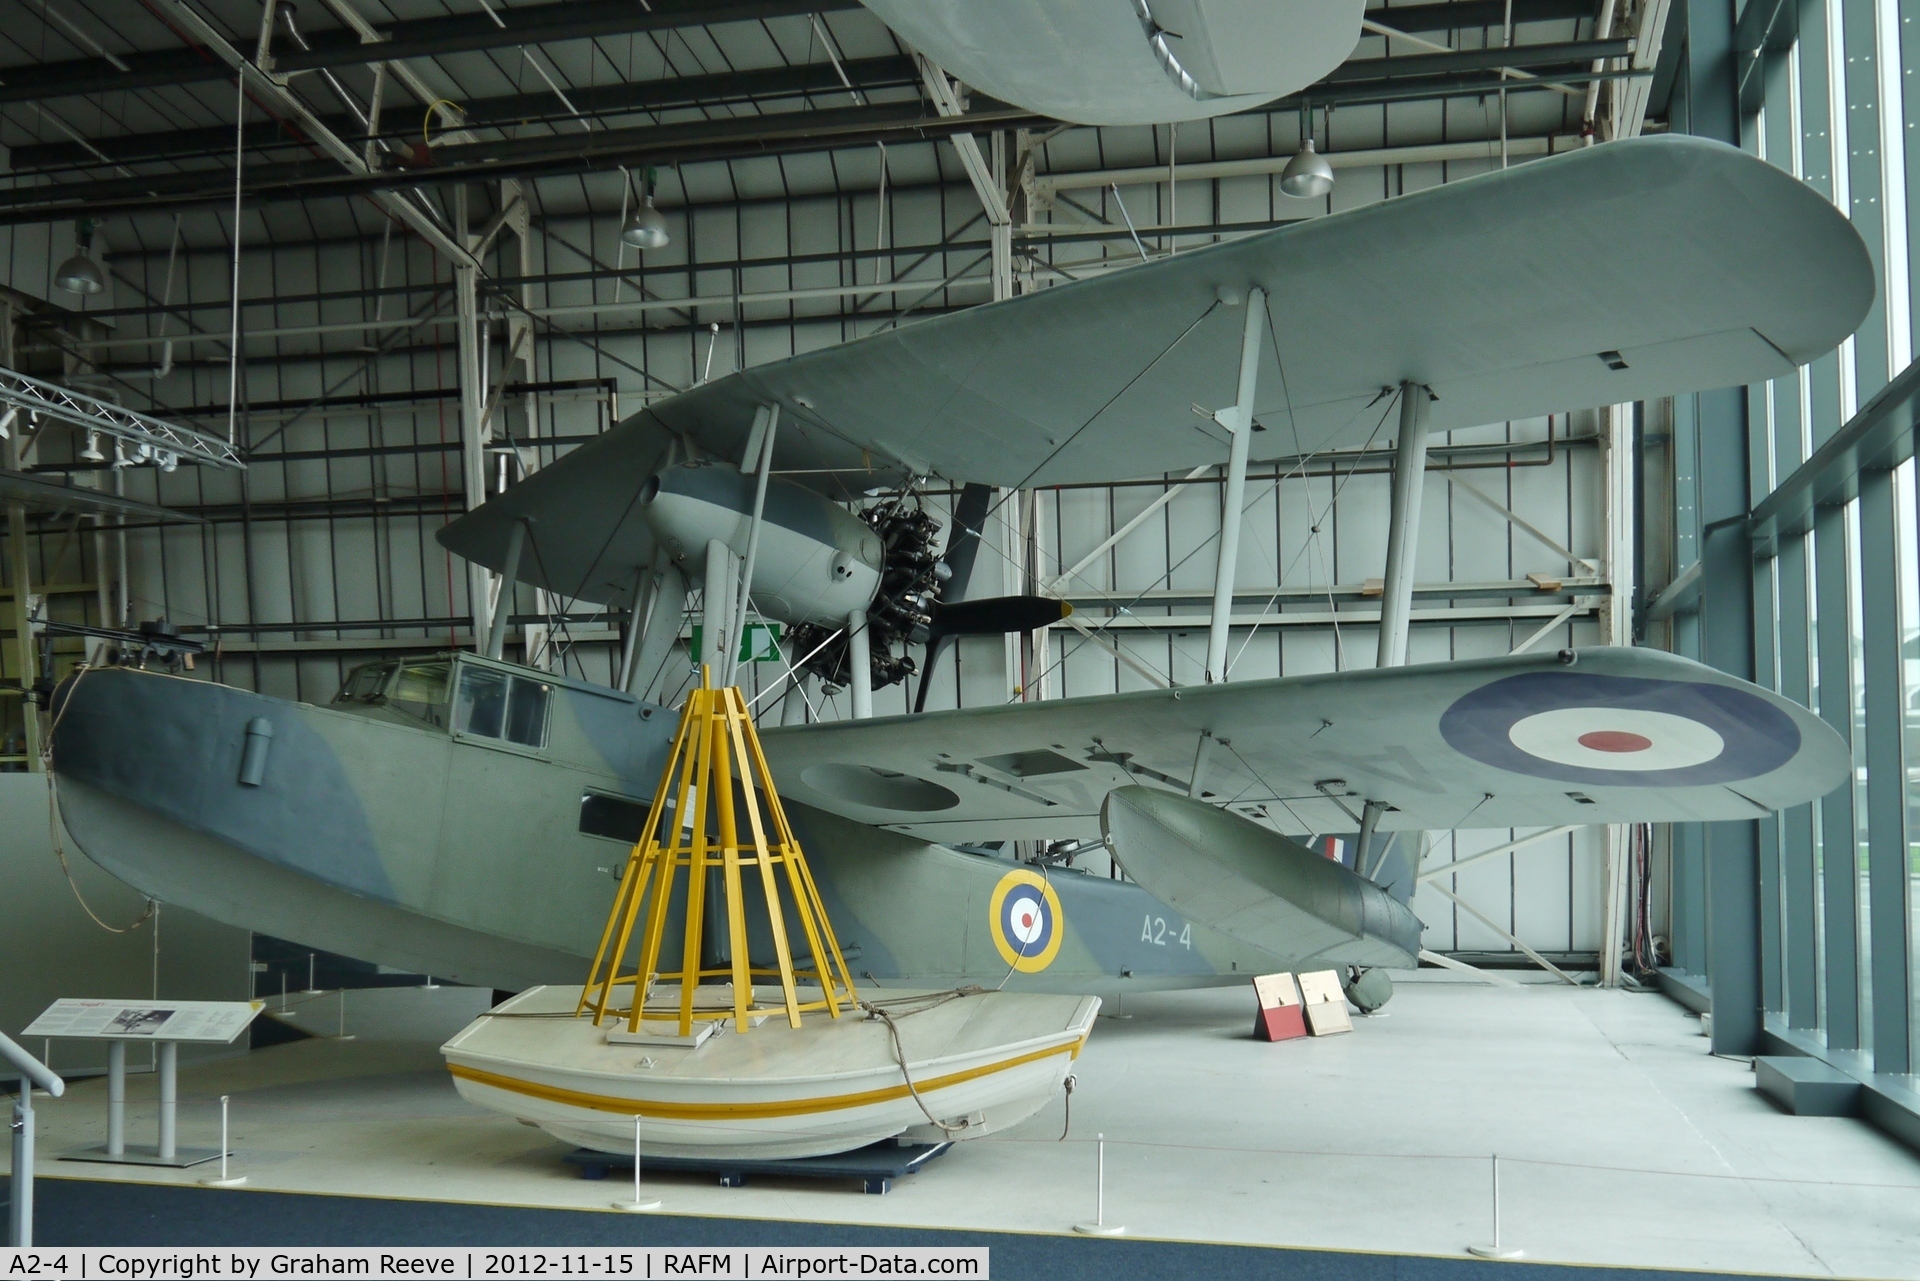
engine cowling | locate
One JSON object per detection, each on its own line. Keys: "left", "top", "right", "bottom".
{"left": 639, "top": 461, "right": 882, "bottom": 625}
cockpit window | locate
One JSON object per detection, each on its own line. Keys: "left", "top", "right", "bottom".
{"left": 388, "top": 661, "right": 452, "bottom": 728}
{"left": 454, "top": 665, "right": 550, "bottom": 749}
{"left": 335, "top": 662, "right": 395, "bottom": 703}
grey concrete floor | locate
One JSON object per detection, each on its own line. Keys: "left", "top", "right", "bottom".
{"left": 8, "top": 974, "right": 1918, "bottom": 1276}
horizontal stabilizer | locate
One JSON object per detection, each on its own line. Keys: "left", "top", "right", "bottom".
{"left": 1101, "top": 786, "right": 1422, "bottom": 969}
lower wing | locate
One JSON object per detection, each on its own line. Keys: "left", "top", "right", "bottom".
{"left": 758, "top": 647, "right": 1845, "bottom": 839}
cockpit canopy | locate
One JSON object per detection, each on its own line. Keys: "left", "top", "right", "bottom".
{"left": 331, "top": 655, "right": 550, "bottom": 750}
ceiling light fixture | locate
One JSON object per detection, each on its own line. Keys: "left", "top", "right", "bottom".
{"left": 1280, "top": 138, "right": 1335, "bottom": 199}
{"left": 622, "top": 166, "right": 671, "bottom": 250}
{"left": 1281, "top": 103, "right": 1335, "bottom": 200}
{"left": 55, "top": 217, "right": 106, "bottom": 295}
{"left": 79, "top": 430, "right": 105, "bottom": 463}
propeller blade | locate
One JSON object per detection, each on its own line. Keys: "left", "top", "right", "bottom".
{"left": 939, "top": 482, "right": 994, "bottom": 601}
{"left": 930, "top": 595, "right": 1073, "bottom": 638}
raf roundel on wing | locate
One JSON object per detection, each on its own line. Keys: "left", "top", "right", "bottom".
{"left": 1438, "top": 672, "right": 1801, "bottom": 788}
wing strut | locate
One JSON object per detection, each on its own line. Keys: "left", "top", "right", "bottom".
{"left": 1204, "top": 286, "right": 1268, "bottom": 685}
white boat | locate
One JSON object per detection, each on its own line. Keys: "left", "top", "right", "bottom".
{"left": 443, "top": 983, "right": 1099, "bottom": 1160}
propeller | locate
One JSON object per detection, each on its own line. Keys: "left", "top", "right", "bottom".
{"left": 928, "top": 595, "right": 1074, "bottom": 637}
{"left": 913, "top": 484, "right": 1072, "bottom": 713}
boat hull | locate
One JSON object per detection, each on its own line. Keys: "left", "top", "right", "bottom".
{"left": 443, "top": 985, "right": 1099, "bottom": 1160}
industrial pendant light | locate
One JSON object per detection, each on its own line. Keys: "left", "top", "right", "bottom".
{"left": 55, "top": 218, "right": 106, "bottom": 295}
{"left": 79, "top": 430, "right": 106, "bottom": 463}
{"left": 1280, "top": 138, "right": 1335, "bottom": 199}
{"left": 622, "top": 166, "right": 671, "bottom": 250}
{"left": 1280, "top": 104, "right": 1335, "bottom": 199}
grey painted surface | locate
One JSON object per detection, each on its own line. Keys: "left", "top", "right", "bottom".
{"left": 0, "top": 773, "right": 250, "bottom": 1075}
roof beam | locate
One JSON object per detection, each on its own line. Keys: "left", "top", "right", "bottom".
{"left": 0, "top": 101, "right": 1039, "bottom": 226}
{"left": 1361, "top": 0, "right": 1599, "bottom": 32}
{"left": 0, "top": 0, "right": 858, "bottom": 107}
{"left": 9, "top": 57, "right": 922, "bottom": 174}
{"left": 273, "top": 0, "right": 860, "bottom": 72}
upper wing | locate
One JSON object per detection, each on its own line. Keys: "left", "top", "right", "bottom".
{"left": 442, "top": 137, "right": 1869, "bottom": 598}
{"left": 859, "top": 0, "right": 1362, "bottom": 126}
{"left": 757, "top": 647, "right": 1847, "bottom": 839}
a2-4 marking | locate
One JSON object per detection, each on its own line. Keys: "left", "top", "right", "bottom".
{"left": 1141, "top": 914, "right": 1192, "bottom": 949}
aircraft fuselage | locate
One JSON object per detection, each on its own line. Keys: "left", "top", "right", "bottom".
{"left": 49, "top": 657, "right": 1372, "bottom": 996}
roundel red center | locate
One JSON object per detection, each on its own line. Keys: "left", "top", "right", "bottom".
{"left": 1577, "top": 730, "right": 1653, "bottom": 753}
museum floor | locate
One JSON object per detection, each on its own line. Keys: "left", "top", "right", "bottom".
{"left": 9, "top": 974, "right": 1918, "bottom": 1277}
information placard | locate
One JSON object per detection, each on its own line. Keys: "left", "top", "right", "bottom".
{"left": 24, "top": 998, "right": 264, "bottom": 1044}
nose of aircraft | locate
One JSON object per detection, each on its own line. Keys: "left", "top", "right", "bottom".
{"left": 50, "top": 666, "right": 392, "bottom": 900}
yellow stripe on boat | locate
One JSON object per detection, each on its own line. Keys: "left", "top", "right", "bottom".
{"left": 448, "top": 1035, "right": 1086, "bottom": 1121}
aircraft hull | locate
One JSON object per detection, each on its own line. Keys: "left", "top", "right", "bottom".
{"left": 48, "top": 664, "right": 1416, "bottom": 996}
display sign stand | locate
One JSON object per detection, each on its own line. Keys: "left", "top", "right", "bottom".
{"left": 24, "top": 998, "right": 264, "bottom": 1169}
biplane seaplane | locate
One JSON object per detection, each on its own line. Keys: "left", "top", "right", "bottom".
{"left": 50, "top": 137, "right": 1863, "bottom": 1013}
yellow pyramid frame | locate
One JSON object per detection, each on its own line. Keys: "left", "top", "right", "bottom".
{"left": 578, "top": 666, "right": 860, "bottom": 1034}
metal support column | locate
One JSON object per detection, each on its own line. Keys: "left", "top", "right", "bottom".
{"left": 1204, "top": 286, "right": 1266, "bottom": 685}
{"left": 1699, "top": 387, "right": 1764, "bottom": 1056}
{"left": 1376, "top": 383, "right": 1431, "bottom": 668}
{"left": 1858, "top": 470, "right": 1911, "bottom": 1074}
{"left": 847, "top": 609, "right": 873, "bottom": 719}
{"left": 1681, "top": 0, "right": 1764, "bottom": 1058}
{"left": 1775, "top": 534, "right": 1819, "bottom": 1027}
{"left": 483, "top": 519, "right": 527, "bottom": 661}
{"left": 1813, "top": 505, "right": 1860, "bottom": 1048}
{"left": 5, "top": 500, "right": 38, "bottom": 769}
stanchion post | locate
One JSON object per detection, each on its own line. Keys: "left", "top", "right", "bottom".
{"left": 304, "top": 954, "right": 319, "bottom": 994}
{"left": 613, "top": 1113, "right": 662, "bottom": 1212}
{"left": 200, "top": 1094, "right": 247, "bottom": 1187}
{"left": 336, "top": 988, "right": 355, "bottom": 1041}
{"left": 1072, "top": 1132, "right": 1125, "bottom": 1235}
{"left": 1467, "top": 1154, "right": 1524, "bottom": 1259}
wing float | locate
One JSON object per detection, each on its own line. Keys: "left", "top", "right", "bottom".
{"left": 444, "top": 137, "right": 1871, "bottom": 603}
{"left": 756, "top": 648, "right": 1849, "bottom": 839}
{"left": 861, "top": 0, "right": 1365, "bottom": 126}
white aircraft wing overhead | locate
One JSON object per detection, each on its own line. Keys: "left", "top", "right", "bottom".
{"left": 860, "top": 0, "right": 1361, "bottom": 125}
{"left": 758, "top": 648, "right": 1848, "bottom": 840}
{"left": 442, "top": 137, "right": 1869, "bottom": 600}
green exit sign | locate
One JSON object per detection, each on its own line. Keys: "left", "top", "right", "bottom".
{"left": 689, "top": 622, "right": 783, "bottom": 663}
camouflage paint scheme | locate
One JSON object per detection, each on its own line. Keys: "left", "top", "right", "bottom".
{"left": 50, "top": 657, "right": 1336, "bottom": 996}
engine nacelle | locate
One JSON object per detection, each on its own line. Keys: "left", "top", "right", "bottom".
{"left": 639, "top": 461, "right": 883, "bottom": 626}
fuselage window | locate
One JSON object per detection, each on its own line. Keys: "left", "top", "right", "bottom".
{"left": 579, "top": 792, "right": 649, "bottom": 844}
{"left": 454, "top": 665, "right": 551, "bottom": 749}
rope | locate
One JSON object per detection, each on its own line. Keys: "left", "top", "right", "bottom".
{"left": 859, "top": 985, "right": 987, "bottom": 1137}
